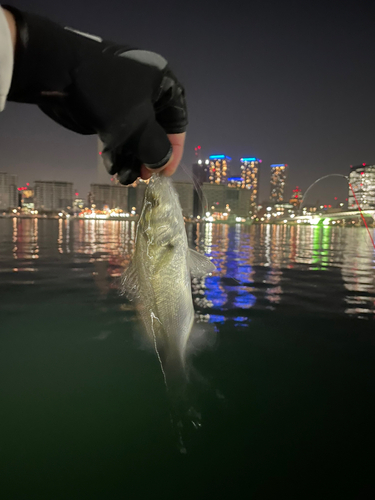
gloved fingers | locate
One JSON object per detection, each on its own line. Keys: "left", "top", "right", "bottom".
{"left": 154, "top": 68, "right": 188, "bottom": 134}
{"left": 135, "top": 118, "right": 172, "bottom": 170}
{"left": 117, "top": 162, "right": 141, "bottom": 185}
{"left": 101, "top": 145, "right": 142, "bottom": 185}
{"left": 100, "top": 115, "right": 175, "bottom": 185}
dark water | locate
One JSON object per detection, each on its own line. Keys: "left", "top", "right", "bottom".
{"left": 0, "top": 218, "right": 374, "bottom": 499}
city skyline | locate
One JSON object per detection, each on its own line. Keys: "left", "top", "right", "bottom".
{"left": 0, "top": 0, "right": 374, "bottom": 206}
{"left": 2, "top": 158, "right": 368, "bottom": 212}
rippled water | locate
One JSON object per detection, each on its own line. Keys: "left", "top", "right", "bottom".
{"left": 0, "top": 218, "right": 374, "bottom": 498}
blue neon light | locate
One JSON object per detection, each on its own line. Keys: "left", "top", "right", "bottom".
{"left": 209, "top": 155, "right": 232, "bottom": 160}
{"left": 227, "top": 177, "right": 242, "bottom": 182}
{"left": 270, "top": 164, "right": 286, "bottom": 167}
{"left": 241, "top": 157, "right": 258, "bottom": 162}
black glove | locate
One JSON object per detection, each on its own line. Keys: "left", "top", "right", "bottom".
{"left": 4, "top": 5, "right": 188, "bottom": 185}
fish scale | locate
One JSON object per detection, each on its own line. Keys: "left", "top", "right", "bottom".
{"left": 121, "top": 174, "right": 215, "bottom": 385}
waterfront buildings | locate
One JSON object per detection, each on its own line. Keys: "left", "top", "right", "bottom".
{"left": 201, "top": 183, "right": 227, "bottom": 213}
{"left": 348, "top": 163, "right": 375, "bottom": 210}
{"left": 174, "top": 181, "right": 194, "bottom": 218}
{"left": 289, "top": 186, "right": 303, "bottom": 209}
{"left": 199, "top": 182, "right": 253, "bottom": 217}
{"left": 208, "top": 155, "right": 231, "bottom": 185}
{"left": 192, "top": 155, "right": 259, "bottom": 216}
{"left": 19, "top": 185, "right": 34, "bottom": 211}
{"left": 270, "top": 164, "right": 288, "bottom": 203}
{"left": 0, "top": 172, "right": 18, "bottom": 210}
{"left": 129, "top": 180, "right": 148, "bottom": 214}
{"left": 73, "top": 197, "right": 85, "bottom": 211}
{"left": 90, "top": 183, "right": 128, "bottom": 211}
{"left": 226, "top": 185, "right": 253, "bottom": 217}
{"left": 34, "top": 181, "right": 73, "bottom": 211}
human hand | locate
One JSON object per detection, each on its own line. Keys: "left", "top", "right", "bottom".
{"left": 140, "top": 132, "right": 186, "bottom": 180}
{"left": 5, "top": 6, "right": 188, "bottom": 185}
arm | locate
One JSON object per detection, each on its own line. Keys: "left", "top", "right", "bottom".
{"left": 0, "top": 6, "right": 186, "bottom": 181}
{"left": 0, "top": 6, "right": 15, "bottom": 110}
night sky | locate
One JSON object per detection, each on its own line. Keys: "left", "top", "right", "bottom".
{"left": 0, "top": 0, "right": 374, "bottom": 205}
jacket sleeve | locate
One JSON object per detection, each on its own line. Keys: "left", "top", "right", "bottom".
{"left": 0, "top": 6, "right": 14, "bottom": 111}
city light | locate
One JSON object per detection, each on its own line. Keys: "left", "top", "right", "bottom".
{"left": 310, "top": 217, "right": 321, "bottom": 225}
{"left": 209, "top": 155, "right": 232, "bottom": 161}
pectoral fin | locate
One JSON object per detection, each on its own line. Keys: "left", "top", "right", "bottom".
{"left": 188, "top": 249, "right": 216, "bottom": 278}
{"left": 121, "top": 261, "right": 140, "bottom": 301}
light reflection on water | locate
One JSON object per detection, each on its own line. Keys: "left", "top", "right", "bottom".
{"left": 0, "top": 218, "right": 374, "bottom": 320}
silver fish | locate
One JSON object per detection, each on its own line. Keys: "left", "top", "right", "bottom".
{"left": 121, "top": 174, "right": 215, "bottom": 385}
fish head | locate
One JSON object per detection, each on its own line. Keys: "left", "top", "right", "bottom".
{"left": 140, "top": 175, "right": 184, "bottom": 247}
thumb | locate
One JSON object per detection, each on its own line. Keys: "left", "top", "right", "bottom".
{"left": 135, "top": 119, "right": 172, "bottom": 170}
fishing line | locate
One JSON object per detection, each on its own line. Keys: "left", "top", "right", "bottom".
{"left": 179, "top": 162, "right": 209, "bottom": 218}
{"left": 348, "top": 182, "right": 375, "bottom": 250}
{"left": 301, "top": 173, "right": 375, "bottom": 250}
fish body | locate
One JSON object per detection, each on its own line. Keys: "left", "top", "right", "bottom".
{"left": 122, "top": 174, "right": 215, "bottom": 383}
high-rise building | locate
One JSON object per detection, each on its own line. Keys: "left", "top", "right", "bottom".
{"left": 192, "top": 160, "right": 210, "bottom": 217}
{"left": 18, "top": 184, "right": 34, "bottom": 211}
{"left": 0, "top": 173, "right": 18, "bottom": 210}
{"left": 289, "top": 186, "right": 303, "bottom": 209}
{"left": 226, "top": 186, "right": 253, "bottom": 217}
{"left": 73, "top": 197, "right": 85, "bottom": 211}
{"left": 227, "top": 177, "right": 243, "bottom": 188}
{"left": 208, "top": 155, "right": 231, "bottom": 185}
{"left": 240, "top": 157, "right": 261, "bottom": 213}
{"left": 201, "top": 183, "right": 227, "bottom": 213}
{"left": 34, "top": 181, "right": 73, "bottom": 211}
{"left": 192, "top": 160, "right": 209, "bottom": 184}
{"left": 270, "top": 164, "right": 288, "bottom": 203}
{"left": 173, "top": 181, "right": 194, "bottom": 218}
{"left": 348, "top": 163, "right": 375, "bottom": 210}
{"left": 90, "top": 183, "right": 128, "bottom": 211}
{"left": 201, "top": 182, "right": 253, "bottom": 217}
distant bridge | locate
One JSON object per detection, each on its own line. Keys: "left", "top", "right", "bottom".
{"left": 294, "top": 210, "right": 375, "bottom": 223}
